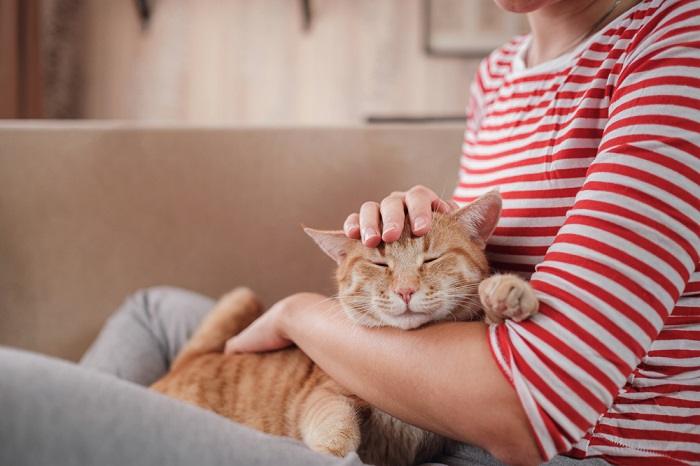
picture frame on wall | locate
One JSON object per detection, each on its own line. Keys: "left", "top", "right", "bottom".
{"left": 424, "top": 0, "right": 529, "bottom": 58}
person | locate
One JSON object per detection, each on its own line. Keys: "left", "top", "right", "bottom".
{"left": 1, "top": 0, "right": 697, "bottom": 465}
{"left": 226, "top": 1, "right": 700, "bottom": 464}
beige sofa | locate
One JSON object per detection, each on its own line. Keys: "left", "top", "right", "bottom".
{"left": 0, "top": 123, "right": 464, "bottom": 361}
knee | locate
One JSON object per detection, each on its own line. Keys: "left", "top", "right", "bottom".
{"left": 122, "top": 286, "right": 178, "bottom": 318}
{"left": 119, "top": 286, "right": 214, "bottom": 324}
{"left": 126, "top": 286, "right": 189, "bottom": 309}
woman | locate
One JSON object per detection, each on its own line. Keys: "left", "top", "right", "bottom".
{"left": 1, "top": 1, "right": 697, "bottom": 465}
{"left": 227, "top": 0, "right": 700, "bottom": 464}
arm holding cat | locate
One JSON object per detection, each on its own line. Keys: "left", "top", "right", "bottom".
{"left": 227, "top": 192, "right": 542, "bottom": 464}
{"left": 227, "top": 291, "right": 543, "bottom": 466}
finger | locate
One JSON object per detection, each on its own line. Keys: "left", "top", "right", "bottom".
{"left": 405, "top": 186, "right": 436, "bottom": 236}
{"left": 224, "top": 336, "right": 238, "bottom": 354}
{"left": 343, "top": 212, "right": 361, "bottom": 239}
{"left": 225, "top": 333, "right": 267, "bottom": 354}
{"left": 359, "top": 201, "right": 382, "bottom": 247}
{"left": 224, "top": 326, "right": 285, "bottom": 354}
{"left": 380, "top": 195, "right": 405, "bottom": 243}
{"left": 432, "top": 198, "right": 453, "bottom": 214}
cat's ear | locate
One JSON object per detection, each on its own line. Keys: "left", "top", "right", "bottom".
{"left": 453, "top": 190, "right": 502, "bottom": 249}
{"left": 304, "top": 228, "right": 354, "bottom": 264}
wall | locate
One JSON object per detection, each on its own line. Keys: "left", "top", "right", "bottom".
{"left": 80, "top": 0, "right": 483, "bottom": 124}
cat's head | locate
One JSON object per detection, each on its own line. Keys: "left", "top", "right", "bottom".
{"left": 305, "top": 191, "right": 501, "bottom": 330}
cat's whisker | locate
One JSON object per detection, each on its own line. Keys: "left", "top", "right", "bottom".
{"left": 435, "top": 297, "right": 480, "bottom": 305}
{"left": 443, "top": 283, "right": 480, "bottom": 291}
{"left": 446, "top": 309, "right": 459, "bottom": 322}
{"left": 451, "top": 298, "right": 480, "bottom": 307}
{"left": 297, "top": 294, "right": 342, "bottom": 312}
{"left": 439, "top": 292, "right": 480, "bottom": 299}
{"left": 438, "top": 288, "right": 480, "bottom": 295}
{"left": 442, "top": 289, "right": 479, "bottom": 296}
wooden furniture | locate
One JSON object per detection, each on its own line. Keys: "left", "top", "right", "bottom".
{"left": 0, "top": 0, "right": 43, "bottom": 118}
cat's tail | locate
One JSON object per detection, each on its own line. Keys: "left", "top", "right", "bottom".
{"left": 171, "top": 287, "right": 263, "bottom": 371}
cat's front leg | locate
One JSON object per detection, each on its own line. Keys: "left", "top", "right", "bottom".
{"left": 478, "top": 274, "right": 539, "bottom": 325}
{"left": 298, "top": 385, "right": 362, "bottom": 457}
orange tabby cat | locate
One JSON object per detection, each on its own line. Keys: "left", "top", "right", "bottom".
{"left": 151, "top": 191, "right": 539, "bottom": 466}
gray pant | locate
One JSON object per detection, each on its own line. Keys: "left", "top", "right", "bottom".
{"left": 0, "top": 286, "right": 607, "bottom": 466}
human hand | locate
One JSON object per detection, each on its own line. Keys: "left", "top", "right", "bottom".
{"left": 343, "top": 185, "right": 458, "bottom": 247}
{"left": 224, "top": 292, "right": 329, "bottom": 354}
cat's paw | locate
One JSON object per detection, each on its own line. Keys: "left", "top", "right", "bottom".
{"left": 478, "top": 274, "right": 539, "bottom": 325}
{"left": 308, "top": 428, "right": 361, "bottom": 457}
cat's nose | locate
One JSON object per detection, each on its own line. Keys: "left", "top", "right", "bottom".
{"left": 396, "top": 288, "right": 416, "bottom": 304}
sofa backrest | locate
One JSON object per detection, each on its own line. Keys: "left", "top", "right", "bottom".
{"left": 0, "top": 123, "right": 464, "bottom": 360}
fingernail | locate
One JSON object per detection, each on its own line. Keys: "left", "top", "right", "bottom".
{"left": 383, "top": 223, "right": 399, "bottom": 235}
{"left": 413, "top": 217, "right": 428, "bottom": 231}
{"left": 362, "top": 227, "right": 378, "bottom": 243}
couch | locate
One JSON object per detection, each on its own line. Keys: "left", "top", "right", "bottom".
{"left": 0, "top": 122, "right": 464, "bottom": 361}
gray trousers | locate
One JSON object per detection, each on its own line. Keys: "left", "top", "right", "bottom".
{"left": 0, "top": 286, "right": 607, "bottom": 466}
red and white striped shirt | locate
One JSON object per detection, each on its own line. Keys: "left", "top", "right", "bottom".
{"left": 453, "top": 1, "right": 700, "bottom": 464}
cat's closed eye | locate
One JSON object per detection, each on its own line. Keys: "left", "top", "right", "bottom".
{"left": 370, "top": 261, "right": 389, "bottom": 268}
{"left": 423, "top": 256, "right": 441, "bottom": 264}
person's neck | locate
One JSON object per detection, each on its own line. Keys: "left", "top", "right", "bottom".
{"left": 526, "top": 0, "right": 637, "bottom": 67}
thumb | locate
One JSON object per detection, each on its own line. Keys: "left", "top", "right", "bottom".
{"left": 224, "top": 336, "right": 242, "bottom": 354}
{"left": 224, "top": 327, "right": 293, "bottom": 354}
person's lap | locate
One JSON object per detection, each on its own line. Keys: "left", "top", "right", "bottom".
{"left": 1, "top": 287, "right": 365, "bottom": 466}
{"left": 1, "top": 286, "right": 606, "bottom": 466}
{"left": 80, "top": 286, "right": 216, "bottom": 386}
{"left": 0, "top": 346, "right": 364, "bottom": 466}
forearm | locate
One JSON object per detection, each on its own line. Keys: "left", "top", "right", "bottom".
{"left": 282, "top": 299, "right": 542, "bottom": 466}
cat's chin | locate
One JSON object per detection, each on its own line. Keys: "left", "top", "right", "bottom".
{"left": 340, "top": 303, "right": 433, "bottom": 330}
{"left": 377, "top": 311, "right": 434, "bottom": 330}
{"left": 340, "top": 301, "right": 468, "bottom": 330}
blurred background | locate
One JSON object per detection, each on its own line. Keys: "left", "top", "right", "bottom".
{"left": 1, "top": 0, "right": 530, "bottom": 359}
{"left": 0, "top": 0, "right": 527, "bottom": 125}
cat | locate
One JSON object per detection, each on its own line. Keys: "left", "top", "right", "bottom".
{"left": 151, "top": 191, "right": 539, "bottom": 466}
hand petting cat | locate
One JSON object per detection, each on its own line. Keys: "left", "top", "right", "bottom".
{"left": 343, "top": 185, "right": 539, "bottom": 325}
{"left": 343, "top": 185, "right": 458, "bottom": 246}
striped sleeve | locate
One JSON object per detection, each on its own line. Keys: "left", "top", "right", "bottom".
{"left": 465, "top": 60, "right": 487, "bottom": 136}
{"left": 488, "top": 12, "right": 700, "bottom": 460}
